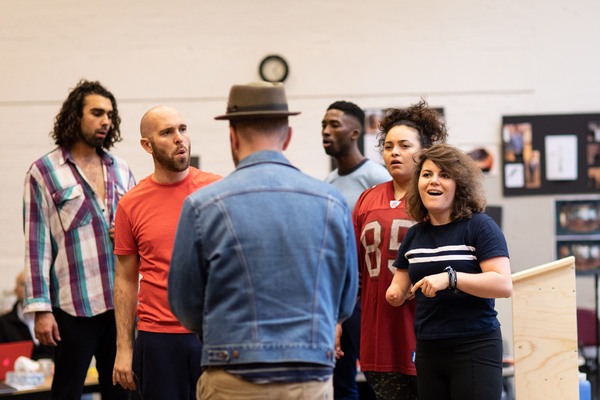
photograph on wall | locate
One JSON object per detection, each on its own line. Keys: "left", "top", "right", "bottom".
{"left": 504, "top": 163, "right": 524, "bottom": 188}
{"left": 587, "top": 121, "right": 600, "bottom": 190}
{"left": 556, "top": 240, "right": 600, "bottom": 274}
{"left": 364, "top": 108, "right": 384, "bottom": 165}
{"left": 555, "top": 197, "right": 600, "bottom": 274}
{"left": 555, "top": 199, "right": 600, "bottom": 236}
{"left": 524, "top": 149, "right": 541, "bottom": 188}
{"left": 502, "top": 122, "right": 540, "bottom": 188}
{"left": 503, "top": 123, "right": 531, "bottom": 163}
{"left": 465, "top": 145, "right": 498, "bottom": 176}
{"left": 545, "top": 135, "right": 578, "bottom": 181}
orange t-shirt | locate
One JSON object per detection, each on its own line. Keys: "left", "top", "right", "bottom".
{"left": 114, "top": 167, "right": 221, "bottom": 333}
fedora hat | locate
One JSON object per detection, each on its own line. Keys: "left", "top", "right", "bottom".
{"left": 215, "top": 82, "right": 301, "bottom": 120}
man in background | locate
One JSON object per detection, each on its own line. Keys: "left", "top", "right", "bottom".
{"left": 322, "top": 101, "right": 390, "bottom": 212}
{"left": 322, "top": 100, "right": 390, "bottom": 400}
{"left": 112, "top": 106, "right": 221, "bottom": 399}
{"left": 23, "top": 79, "right": 134, "bottom": 399}
{"left": 169, "top": 82, "right": 358, "bottom": 399}
{"left": 0, "top": 271, "right": 55, "bottom": 360}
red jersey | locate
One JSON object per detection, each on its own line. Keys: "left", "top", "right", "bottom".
{"left": 114, "top": 167, "right": 221, "bottom": 333}
{"left": 353, "top": 180, "right": 417, "bottom": 374}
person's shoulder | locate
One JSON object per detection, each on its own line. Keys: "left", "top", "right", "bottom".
{"left": 292, "top": 171, "right": 348, "bottom": 204}
{"left": 459, "top": 213, "right": 503, "bottom": 238}
{"left": 0, "top": 304, "right": 18, "bottom": 322}
{"left": 317, "top": 178, "right": 354, "bottom": 210}
{"left": 25, "top": 149, "right": 69, "bottom": 183}
{"left": 119, "top": 175, "right": 152, "bottom": 199}
{"left": 28, "top": 148, "right": 61, "bottom": 169}
{"left": 359, "top": 179, "right": 389, "bottom": 200}
{"left": 305, "top": 170, "right": 343, "bottom": 190}
{"left": 324, "top": 168, "right": 339, "bottom": 183}
{"left": 469, "top": 212, "right": 494, "bottom": 224}
{"left": 185, "top": 172, "right": 228, "bottom": 204}
{"left": 189, "top": 167, "right": 223, "bottom": 185}
{"left": 470, "top": 212, "right": 504, "bottom": 234}
{"left": 362, "top": 159, "right": 391, "bottom": 178}
{"left": 371, "top": 179, "right": 391, "bottom": 192}
{"left": 103, "top": 150, "right": 132, "bottom": 170}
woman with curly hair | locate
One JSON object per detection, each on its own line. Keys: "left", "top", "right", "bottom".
{"left": 387, "top": 144, "right": 512, "bottom": 400}
{"left": 352, "top": 99, "right": 446, "bottom": 400}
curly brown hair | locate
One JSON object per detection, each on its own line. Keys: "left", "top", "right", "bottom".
{"left": 376, "top": 99, "right": 447, "bottom": 152}
{"left": 51, "top": 79, "right": 122, "bottom": 150}
{"left": 406, "top": 144, "right": 487, "bottom": 223}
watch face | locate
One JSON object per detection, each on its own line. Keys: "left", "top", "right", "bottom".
{"left": 259, "top": 55, "right": 289, "bottom": 83}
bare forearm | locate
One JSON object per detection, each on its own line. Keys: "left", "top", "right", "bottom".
{"left": 114, "top": 276, "right": 138, "bottom": 351}
{"left": 386, "top": 269, "right": 411, "bottom": 306}
{"left": 454, "top": 256, "right": 512, "bottom": 299}
{"left": 455, "top": 271, "right": 512, "bottom": 298}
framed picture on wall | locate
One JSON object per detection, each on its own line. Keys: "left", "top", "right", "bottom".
{"left": 555, "top": 197, "right": 600, "bottom": 274}
{"left": 556, "top": 240, "right": 600, "bottom": 275}
{"left": 364, "top": 108, "right": 384, "bottom": 165}
{"left": 463, "top": 145, "right": 498, "bottom": 176}
{"left": 555, "top": 199, "right": 600, "bottom": 236}
{"left": 502, "top": 113, "right": 600, "bottom": 196}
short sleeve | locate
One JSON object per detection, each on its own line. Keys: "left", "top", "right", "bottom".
{"left": 114, "top": 203, "right": 138, "bottom": 255}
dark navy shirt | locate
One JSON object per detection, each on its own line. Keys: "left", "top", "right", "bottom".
{"left": 393, "top": 213, "right": 509, "bottom": 340}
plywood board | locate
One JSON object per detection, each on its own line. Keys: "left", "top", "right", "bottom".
{"left": 512, "top": 256, "right": 579, "bottom": 399}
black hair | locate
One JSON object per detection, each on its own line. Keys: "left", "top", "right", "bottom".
{"left": 51, "top": 79, "right": 121, "bottom": 150}
{"left": 327, "top": 101, "right": 365, "bottom": 133}
{"left": 377, "top": 99, "right": 447, "bottom": 152}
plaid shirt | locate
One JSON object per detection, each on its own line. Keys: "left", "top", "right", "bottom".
{"left": 23, "top": 147, "right": 135, "bottom": 317}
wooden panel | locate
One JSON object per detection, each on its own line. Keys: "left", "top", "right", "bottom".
{"left": 512, "top": 256, "right": 578, "bottom": 399}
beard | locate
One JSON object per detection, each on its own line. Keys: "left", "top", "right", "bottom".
{"left": 81, "top": 130, "right": 106, "bottom": 149}
{"left": 150, "top": 140, "right": 191, "bottom": 172}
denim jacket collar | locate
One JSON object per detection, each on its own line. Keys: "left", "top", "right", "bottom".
{"left": 235, "top": 150, "right": 299, "bottom": 173}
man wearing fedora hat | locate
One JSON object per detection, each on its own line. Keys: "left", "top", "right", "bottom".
{"left": 168, "top": 82, "right": 358, "bottom": 399}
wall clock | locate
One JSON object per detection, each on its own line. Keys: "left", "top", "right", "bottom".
{"left": 259, "top": 55, "right": 289, "bottom": 83}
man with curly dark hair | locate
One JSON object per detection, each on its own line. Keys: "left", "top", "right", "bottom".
{"left": 23, "top": 79, "right": 135, "bottom": 399}
{"left": 51, "top": 80, "right": 123, "bottom": 151}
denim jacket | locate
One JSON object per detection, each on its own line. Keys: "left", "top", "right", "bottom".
{"left": 168, "top": 151, "right": 358, "bottom": 368}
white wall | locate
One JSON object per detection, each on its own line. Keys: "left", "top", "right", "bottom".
{"left": 1, "top": 0, "right": 599, "bottom": 350}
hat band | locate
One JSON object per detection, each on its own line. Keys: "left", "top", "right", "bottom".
{"left": 227, "top": 104, "right": 289, "bottom": 113}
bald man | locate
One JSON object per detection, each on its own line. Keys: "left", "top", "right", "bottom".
{"left": 0, "top": 271, "right": 55, "bottom": 360}
{"left": 112, "top": 106, "right": 221, "bottom": 399}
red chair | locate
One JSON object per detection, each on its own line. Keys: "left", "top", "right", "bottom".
{"left": 577, "top": 308, "right": 599, "bottom": 375}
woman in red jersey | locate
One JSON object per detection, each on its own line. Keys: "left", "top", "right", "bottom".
{"left": 353, "top": 100, "right": 446, "bottom": 400}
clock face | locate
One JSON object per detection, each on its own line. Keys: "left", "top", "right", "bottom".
{"left": 259, "top": 55, "right": 289, "bottom": 83}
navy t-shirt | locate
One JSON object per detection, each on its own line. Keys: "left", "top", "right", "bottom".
{"left": 393, "top": 213, "right": 509, "bottom": 340}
